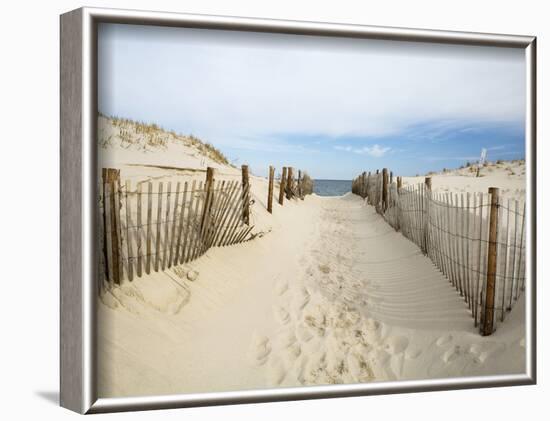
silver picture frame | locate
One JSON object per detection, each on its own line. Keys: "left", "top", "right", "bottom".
{"left": 60, "top": 7, "right": 537, "bottom": 414}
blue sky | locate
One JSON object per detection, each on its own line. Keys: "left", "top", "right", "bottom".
{"left": 98, "top": 24, "right": 526, "bottom": 179}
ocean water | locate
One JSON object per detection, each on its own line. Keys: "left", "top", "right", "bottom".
{"left": 313, "top": 179, "right": 352, "bottom": 197}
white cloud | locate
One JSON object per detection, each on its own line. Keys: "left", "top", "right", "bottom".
{"left": 360, "top": 144, "right": 391, "bottom": 157}
{"left": 335, "top": 144, "right": 391, "bottom": 157}
{"left": 334, "top": 145, "right": 353, "bottom": 152}
{"left": 99, "top": 24, "right": 525, "bottom": 149}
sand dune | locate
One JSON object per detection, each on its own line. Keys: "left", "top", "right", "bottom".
{"left": 402, "top": 160, "right": 525, "bottom": 201}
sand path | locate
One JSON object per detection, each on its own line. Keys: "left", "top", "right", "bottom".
{"left": 98, "top": 194, "right": 525, "bottom": 397}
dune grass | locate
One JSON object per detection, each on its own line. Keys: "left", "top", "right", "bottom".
{"left": 99, "top": 112, "right": 231, "bottom": 165}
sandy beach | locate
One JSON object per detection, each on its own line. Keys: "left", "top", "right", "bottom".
{"left": 97, "top": 117, "right": 525, "bottom": 397}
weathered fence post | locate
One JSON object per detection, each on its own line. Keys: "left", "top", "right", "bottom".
{"left": 390, "top": 171, "right": 393, "bottom": 185}
{"left": 125, "top": 180, "right": 134, "bottom": 282}
{"left": 168, "top": 182, "right": 180, "bottom": 268}
{"left": 102, "top": 168, "right": 121, "bottom": 284}
{"left": 482, "top": 187, "right": 500, "bottom": 336}
{"left": 101, "top": 168, "right": 111, "bottom": 283}
{"left": 267, "top": 165, "right": 275, "bottom": 213}
{"left": 279, "top": 167, "right": 287, "bottom": 205}
{"left": 394, "top": 176, "right": 402, "bottom": 230}
{"left": 136, "top": 183, "right": 142, "bottom": 278}
{"left": 154, "top": 182, "right": 163, "bottom": 272}
{"left": 201, "top": 167, "right": 215, "bottom": 229}
{"left": 145, "top": 181, "right": 153, "bottom": 275}
{"left": 424, "top": 177, "right": 432, "bottom": 255}
{"left": 425, "top": 176, "right": 432, "bottom": 191}
{"left": 286, "top": 167, "right": 294, "bottom": 200}
{"left": 162, "top": 181, "right": 172, "bottom": 271}
{"left": 361, "top": 172, "right": 367, "bottom": 198}
{"left": 367, "top": 172, "right": 371, "bottom": 203}
{"left": 382, "top": 168, "right": 388, "bottom": 212}
{"left": 241, "top": 165, "right": 250, "bottom": 225}
{"left": 198, "top": 168, "right": 216, "bottom": 255}
{"left": 296, "top": 170, "right": 302, "bottom": 199}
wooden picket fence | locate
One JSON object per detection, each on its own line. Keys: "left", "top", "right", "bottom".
{"left": 100, "top": 164, "right": 313, "bottom": 287}
{"left": 352, "top": 169, "right": 526, "bottom": 336}
{"left": 100, "top": 167, "right": 255, "bottom": 286}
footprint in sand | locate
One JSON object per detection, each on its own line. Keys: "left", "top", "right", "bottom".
{"left": 267, "top": 358, "right": 287, "bottom": 385}
{"left": 274, "top": 279, "right": 288, "bottom": 296}
{"left": 296, "top": 356, "right": 310, "bottom": 384}
{"left": 301, "top": 351, "right": 327, "bottom": 383}
{"left": 369, "top": 349, "right": 392, "bottom": 379}
{"left": 326, "top": 354, "right": 348, "bottom": 381}
{"left": 296, "top": 324, "right": 314, "bottom": 342}
{"left": 346, "top": 353, "right": 363, "bottom": 381}
{"left": 362, "top": 318, "right": 383, "bottom": 344}
{"left": 465, "top": 344, "right": 483, "bottom": 364}
{"left": 479, "top": 343, "right": 507, "bottom": 363}
{"left": 383, "top": 336, "right": 409, "bottom": 355}
{"left": 442, "top": 345, "right": 462, "bottom": 363}
{"left": 436, "top": 334, "right": 453, "bottom": 347}
{"left": 405, "top": 347, "right": 422, "bottom": 360}
{"left": 110, "top": 287, "right": 141, "bottom": 315}
{"left": 468, "top": 343, "right": 483, "bottom": 355}
{"left": 284, "top": 343, "right": 302, "bottom": 364}
{"left": 247, "top": 334, "right": 272, "bottom": 366}
{"left": 318, "top": 264, "right": 331, "bottom": 274}
{"left": 292, "top": 287, "right": 311, "bottom": 312}
{"left": 364, "top": 318, "right": 381, "bottom": 331}
{"left": 347, "top": 353, "right": 373, "bottom": 382}
{"left": 274, "top": 306, "right": 291, "bottom": 325}
{"left": 278, "top": 330, "right": 297, "bottom": 348}
{"left": 100, "top": 291, "right": 119, "bottom": 310}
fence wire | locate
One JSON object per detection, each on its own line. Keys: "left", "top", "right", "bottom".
{"left": 100, "top": 177, "right": 255, "bottom": 288}
{"left": 352, "top": 171, "right": 526, "bottom": 334}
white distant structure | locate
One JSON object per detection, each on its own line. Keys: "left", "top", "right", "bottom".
{"left": 479, "top": 148, "right": 487, "bottom": 167}
{"left": 475, "top": 148, "right": 487, "bottom": 177}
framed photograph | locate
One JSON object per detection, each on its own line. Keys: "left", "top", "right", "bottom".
{"left": 60, "top": 7, "right": 536, "bottom": 414}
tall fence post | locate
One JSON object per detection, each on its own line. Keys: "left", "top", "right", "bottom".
{"left": 154, "top": 182, "right": 163, "bottom": 272}
{"left": 146, "top": 181, "right": 152, "bottom": 275}
{"left": 125, "top": 180, "right": 134, "bottom": 281}
{"left": 267, "top": 165, "right": 275, "bottom": 213}
{"left": 366, "top": 172, "right": 371, "bottom": 203}
{"left": 201, "top": 167, "right": 215, "bottom": 229}
{"left": 361, "top": 172, "right": 367, "bottom": 198}
{"left": 279, "top": 167, "right": 287, "bottom": 205}
{"left": 394, "top": 176, "right": 402, "bottom": 230}
{"left": 298, "top": 169, "right": 303, "bottom": 199}
{"left": 102, "top": 168, "right": 121, "bottom": 284}
{"left": 382, "top": 168, "right": 388, "bottom": 212}
{"left": 136, "top": 183, "right": 143, "bottom": 278}
{"left": 241, "top": 165, "right": 250, "bottom": 225}
{"left": 390, "top": 171, "right": 393, "bottom": 185}
{"left": 482, "top": 187, "right": 500, "bottom": 336}
{"left": 101, "top": 168, "right": 111, "bottom": 283}
{"left": 424, "top": 177, "right": 432, "bottom": 255}
{"left": 286, "top": 167, "right": 294, "bottom": 200}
